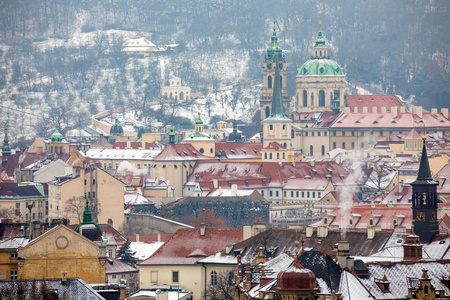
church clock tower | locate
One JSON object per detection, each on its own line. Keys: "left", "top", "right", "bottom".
{"left": 411, "top": 136, "right": 439, "bottom": 242}
{"left": 260, "top": 23, "right": 289, "bottom": 123}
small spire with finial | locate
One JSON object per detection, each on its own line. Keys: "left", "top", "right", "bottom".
{"left": 319, "top": 20, "right": 323, "bottom": 35}
{"left": 393, "top": 84, "right": 396, "bottom": 95}
{"left": 422, "top": 125, "right": 427, "bottom": 141}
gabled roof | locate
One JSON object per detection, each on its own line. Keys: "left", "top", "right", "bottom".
{"left": 403, "top": 128, "right": 422, "bottom": 140}
{"left": 106, "top": 257, "right": 138, "bottom": 274}
{"left": 437, "top": 164, "right": 450, "bottom": 194}
{"left": 90, "top": 135, "right": 112, "bottom": 148}
{"left": 113, "top": 141, "right": 158, "bottom": 150}
{"left": 138, "top": 227, "right": 243, "bottom": 265}
{"left": 0, "top": 182, "right": 47, "bottom": 198}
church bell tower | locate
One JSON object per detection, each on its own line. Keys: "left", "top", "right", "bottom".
{"left": 411, "top": 136, "right": 439, "bottom": 242}
{"left": 260, "top": 23, "right": 289, "bottom": 123}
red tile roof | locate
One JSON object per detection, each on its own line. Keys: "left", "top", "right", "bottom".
{"left": 186, "top": 161, "right": 349, "bottom": 190}
{"left": 291, "top": 112, "right": 320, "bottom": 121}
{"left": 153, "top": 144, "right": 213, "bottom": 161}
{"left": 347, "top": 95, "right": 403, "bottom": 113}
{"left": 138, "top": 227, "right": 243, "bottom": 265}
{"left": 126, "top": 233, "right": 172, "bottom": 243}
{"left": 333, "top": 112, "right": 450, "bottom": 129}
{"left": 368, "top": 185, "right": 412, "bottom": 205}
{"left": 439, "top": 214, "right": 450, "bottom": 234}
{"left": 263, "top": 142, "right": 286, "bottom": 151}
{"left": 215, "top": 142, "right": 262, "bottom": 159}
{"left": 312, "top": 204, "right": 413, "bottom": 230}
{"left": 404, "top": 129, "right": 422, "bottom": 140}
{"left": 314, "top": 111, "right": 342, "bottom": 128}
{"left": 106, "top": 258, "right": 138, "bottom": 274}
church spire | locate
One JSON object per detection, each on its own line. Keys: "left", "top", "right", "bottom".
{"left": 82, "top": 200, "right": 93, "bottom": 224}
{"left": 269, "top": 61, "right": 287, "bottom": 119}
{"left": 2, "top": 128, "right": 11, "bottom": 167}
{"left": 416, "top": 136, "right": 432, "bottom": 180}
{"left": 266, "top": 21, "right": 283, "bottom": 62}
{"left": 169, "top": 124, "right": 175, "bottom": 146}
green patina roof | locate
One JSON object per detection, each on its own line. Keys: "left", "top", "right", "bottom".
{"left": 266, "top": 24, "right": 284, "bottom": 62}
{"left": 187, "top": 132, "right": 212, "bottom": 140}
{"left": 50, "top": 128, "right": 64, "bottom": 143}
{"left": 75, "top": 200, "right": 103, "bottom": 236}
{"left": 110, "top": 118, "right": 124, "bottom": 134}
{"left": 297, "top": 59, "right": 344, "bottom": 76}
{"left": 314, "top": 30, "right": 326, "bottom": 47}
{"left": 2, "top": 129, "right": 11, "bottom": 156}
{"left": 265, "top": 60, "right": 290, "bottom": 121}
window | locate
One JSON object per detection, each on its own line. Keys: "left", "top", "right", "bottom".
{"left": 269, "top": 125, "right": 273, "bottom": 130}
{"left": 210, "top": 271, "right": 217, "bottom": 285}
{"left": 261, "top": 191, "right": 264, "bottom": 196}
{"left": 291, "top": 191, "right": 294, "bottom": 197}
{"left": 276, "top": 191, "right": 279, "bottom": 197}
{"left": 369, "top": 219, "right": 373, "bottom": 226}
{"left": 151, "top": 271, "right": 158, "bottom": 283}
{"left": 349, "top": 219, "right": 353, "bottom": 225}
{"left": 312, "top": 192, "right": 315, "bottom": 198}
{"left": 318, "top": 131, "right": 321, "bottom": 136}
{"left": 264, "top": 153, "right": 267, "bottom": 159}
{"left": 172, "top": 271, "right": 179, "bottom": 283}
{"left": 284, "top": 191, "right": 286, "bottom": 197}
{"left": 324, "top": 218, "right": 328, "bottom": 224}
{"left": 283, "top": 153, "right": 285, "bottom": 159}
{"left": 352, "top": 131, "right": 355, "bottom": 136}
{"left": 269, "top": 153, "right": 272, "bottom": 159}
{"left": 342, "top": 142, "right": 346, "bottom": 149}
{"left": 108, "top": 249, "right": 113, "bottom": 257}
{"left": 324, "top": 131, "right": 327, "bottom": 136}
{"left": 268, "top": 75, "right": 272, "bottom": 89}
{"left": 10, "top": 270, "right": 17, "bottom": 280}
{"left": 277, "top": 153, "right": 279, "bottom": 159}
{"left": 361, "top": 142, "right": 364, "bottom": 149}
{"left": 15, "top": 203, "right": 20, "bottom": 209}
{"left": 305, "top": 132, "right": 308, "bottom": 136}
{"left": 310, "top": 145, "right": 313, "bottom": 156}
{"left": 311, "top": 132, "right": 314, "bottom": 136}
{"left": 361, "top": 131, "right": 364, "bottom": 136}
{"left": 307, "top": 192, "right": 310, "bottom": 198}
{"left": 265, "top": 106, "right": 270, "bottom": 118}
{"left": 380, "top": 131, "right": 383, "bottom": 136}
{"left": 112, "top": 275, "right": 116, "bottom": 279}
{"left": 303, "top": 90, "right": 307, "bottom": 107}
{"left": 302, "top": 192, "right": 304, "bottom": 197}
{"left": 342, "top": 131, "right": 346, "bottom": 136}
{"left": 270, "top": 191, "right": 273, "bottom": 197}
{"left": 296, "top": 191, "right": 299, "bottom": 197}
{"left": 10, "top": 252, "right": 17, "bottom": 259}
{"left": 321, "top": 145, "right": 325, "bottom": 156}
{"left": 122, "top": 274, "right": 126, "bottom": 278}
{"left": 333, "top": 142, "right": 336, "bottom": 149}
{"left": 351, "top": 142, "right": 355, "bottom": 149}
{"left": 282, "top": 125, "right": 286, "bottom": 130}
{"left": 319, "top": 90, "right": 325, "bottom": 106}
{"left": 318, "top": 192, "right": 321, "bottom": 198}
{"left": 84, "top": 179, "right": 87, "bottom": 185}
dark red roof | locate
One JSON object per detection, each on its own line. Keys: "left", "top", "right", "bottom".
{"left": 138, "top": 227, "right": 243, "bottom": 265}
{"left": 99, "top": 224, "right": 128, "bottom": 246}
{"left": 215, "top": 143, "right": 262, "bottom": 159}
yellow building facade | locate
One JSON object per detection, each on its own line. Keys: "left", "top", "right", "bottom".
{"left": 17, "top": 225, "right": 107, "bottom": 284}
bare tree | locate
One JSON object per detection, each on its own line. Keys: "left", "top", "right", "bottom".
{"left": 0, "top": 207, "right": 16, "bottom": 219}
{"left": 204, "top": 270, "right": 234, "bottom": 300}
{"left": 64, "top": 196, "right": 85, "bottom": 224}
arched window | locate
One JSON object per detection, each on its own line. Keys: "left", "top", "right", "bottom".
{"left": 319, "top": 90, "right": 325, "bottom": 107}
{"left": 369, "top": 219, "right": 373, "bottom": 226}
{"left": 180, "top": 92, "right": 184, "bottom": 100}
{"left": 264, "top": 153, "right": 267, "bottom": 159}
{"left": 269, "top": 153, "right": 272, "bottom": 159}
{"left": 268, "top": 76, "right": 272, "bottom": 89}
{"left": 311, "top": 93, "right": 314, "bottom": 106}
{"left": 320, "top": 50, "right": 322, "bottom": 57}
{"left": 210, "top": 271, "right": 217, "bottom": 285}
{"left": 169, "top": 92, "right": 173, "bottom": 100}
{"left": 164, "top": 93, "right": 168, "bottom": 100}
{"left": 282, "top": 153, "right": 285, "bottom": 159}
{"left": 349, "top": 219, "right": 353, "bottom": 225}
{"left": 280, "top": 75, "right": 282, "bottom": 88}
{"left": 303, "top": 90, "right": 307, "bottom": 107}
{"left": 324, "top": 218, "right": 328, "bottom": 224}
{"left": 283, "top": 143, "right": 287, "bottom": 148}
{"left": 291, "top": 129, "right": 295, "bottom": 138}
{"left": 321, "top": 145, "right": 325, "bottom": 156}
{"left": 310, "top": 145, "right": 313, "bottom": 156}
{"left": 277, "top": 153, "right": 279, "bottom": 159}
{"left": 265, "top": 106, "right": 270, "bottom": 118}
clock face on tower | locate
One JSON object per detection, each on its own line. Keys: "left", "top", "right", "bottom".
{"left": 417, "top": 211, "right": 425, "bottom": 221}
{"left": 431, "top": 212, "right": 436, "bottom": 221}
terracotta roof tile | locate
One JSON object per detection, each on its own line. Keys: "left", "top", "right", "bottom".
{"left": 153, "top": 144, "right": 212, "bottom": 161}
{"left": 347, "top": 95, "right": 403, "bottom": 113}
{"left": 138, "top": 227, "right": 243, "bottom": 265}
{"left": 106, "top": 257, "right": 138, "bottom": 274}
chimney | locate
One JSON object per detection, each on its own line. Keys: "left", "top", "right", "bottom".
{"left": 245, "top": 263, "right": 252, "bottom": 291}
{"left": 381, "top": 107, "right": 387, "bottom": 113}
{"left": 126, "top": 140, "right": 131, "bottom": 149}
{"left": 231, "top": 184, "right": 237, "bottom": 196}
{"left": 431, "top": 108, "right": 438, "bottom": 114}
{"left": 213, "top": 179, "right": 218, "bottom": 189}
{"left": 399, "top": 106, "right": 405, "bottom": 113}
{"left": 107, "top": 219, "right": 113, "bottom": 226}
{"left": 157, "top": 233, "right": 161, "bottom": 242}
{"left": 367, "top": 227, "right": 376, "bottom": 240}
{"left": 415, "top": 106, "right": 423, "bottom": 118}
{"left": 259, "top": 270, "right": 270, "bottom": 287}
{"left": 200, "top": 223, "right": 206, "bottom": 236}
{"left": 392, "top": 106, "right": 398, "bottom": 117}
{"left": 136, "top": 234, "right": 140, "bottom": 243}
{"left": 398, "top": 180, "right": 404, "bottom": 194}
{"left": 372, "top": 107, "right": 378, "bottom": 113}
{"left": 61, "top": 271, "right": 67, "bottom": 283}
{"left": 317, "top": 226, "right": 328, "bottom": 238}
{"left": 363, "top": 107, "right": 368, "bottom": 113}
{"left": 306, "top": 226, "right": 314, "bottom": 238}
{"left": 441, "top": 108, "right": 449, "bottom": 119}
{"left": 337, "top": 241, "right": 353, "bottom": 270}
{"left": 310, "top": 160, "right": 315, "bottom": 167}
{"left": 354, "top": 107, "right": 358, "bottom": 113}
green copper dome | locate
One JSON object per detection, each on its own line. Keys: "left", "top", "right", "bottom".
{"left": 110, "top": 118, "right": 123, "bottom": 135}
{"left": 50, "top": 128, "right": 64, "bottom": 143}
{"left": 297, "top": 59, "right": 344, "bottom": 76}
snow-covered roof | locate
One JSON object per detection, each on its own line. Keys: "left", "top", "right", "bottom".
{"left": 130, "top": 241, "right": 164, "bottom": 261}
{"left": 86, "top": 148, "right": 161, "bottom": 161}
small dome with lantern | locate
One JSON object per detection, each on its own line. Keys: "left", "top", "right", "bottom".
{"left": 110, "top": 118, "right": 124, "bottom": 135}
{"left": 276, "top": 256, "right": 318, "bottom": 292}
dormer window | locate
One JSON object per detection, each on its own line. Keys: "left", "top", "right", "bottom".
{"left": 369, "top": 219, "right": 373, "bottom": 226}
{"left": 349, "top": 219, "right": 353, "bottom": 225}
{"left": 324, "top": 218, "right": 328, "bottom": 224}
